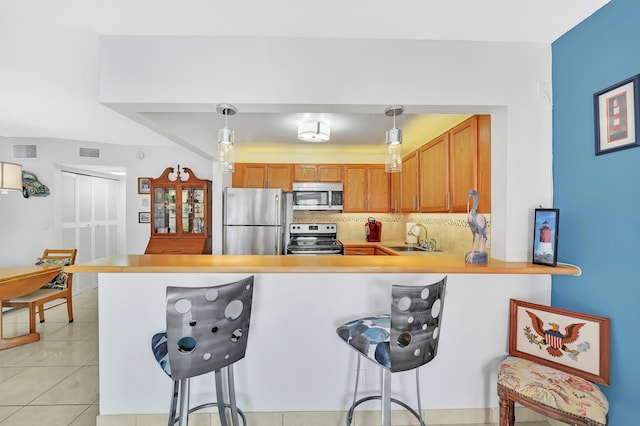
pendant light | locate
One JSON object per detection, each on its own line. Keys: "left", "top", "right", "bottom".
{"left": 385, "top": 105, "right": 404, "bottom": 173}
{"left": 217, "top": 103, "right": 237, "bottom": 173}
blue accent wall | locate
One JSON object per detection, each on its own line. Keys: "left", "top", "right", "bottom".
{"left": 552, "top": 0, "right": 640, "bottom": 423}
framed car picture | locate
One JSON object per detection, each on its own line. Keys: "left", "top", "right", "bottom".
{"left": 532, "top": 208, "right": 559, "bottom": 266}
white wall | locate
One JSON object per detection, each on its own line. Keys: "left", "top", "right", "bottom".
{"left": 0, "top": 138, "right": 211, "bottom": 267}
{"left": 99, "top": 36, "right": 554, "bottom": 261}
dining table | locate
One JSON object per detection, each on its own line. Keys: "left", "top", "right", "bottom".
{"left": 0, "top": 265, "right": 63, "bottom": 350}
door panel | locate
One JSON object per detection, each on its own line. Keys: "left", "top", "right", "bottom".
{"left": 61, "top": 171, "right": 122, "bottom": 292}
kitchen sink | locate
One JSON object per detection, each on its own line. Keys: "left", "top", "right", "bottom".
{"left": 383, "top": 245, "right": 442, "bottom": 253}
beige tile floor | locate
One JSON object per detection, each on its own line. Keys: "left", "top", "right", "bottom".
{"left": 0, "top": 290, "right": 549, "bottom": 426}
{"left": 0, "top": 291, "right": 98, "bottom": 426}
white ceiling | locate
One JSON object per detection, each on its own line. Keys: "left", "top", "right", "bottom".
{"left": 0, "top": 0, "right": 611, "bottom": 155}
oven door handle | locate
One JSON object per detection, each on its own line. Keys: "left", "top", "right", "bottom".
{"left": 288, "top": 249, "right": 343, "bottom": 255}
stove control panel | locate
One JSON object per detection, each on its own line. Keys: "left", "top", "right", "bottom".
{"left": 289, "top": 223, "right": 337, "bottom": 235}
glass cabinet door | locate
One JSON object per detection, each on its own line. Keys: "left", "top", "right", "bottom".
{"left": 154, "top": 187, "right": 177, "bottom": 234}
{"left": 182, "top": 187, "right": 205, "bottom": 234}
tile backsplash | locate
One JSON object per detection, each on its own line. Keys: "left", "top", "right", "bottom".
{"left": 293, "top": 211, "right": 491, "bottom": 257}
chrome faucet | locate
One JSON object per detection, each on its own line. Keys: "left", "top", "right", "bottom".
{"left": 408, "top": 224, "right": 428, "bottom": 248}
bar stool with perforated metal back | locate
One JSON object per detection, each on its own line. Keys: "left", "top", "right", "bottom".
{"left": 336, "top": 276, "right": 447, "bottom": 426}
{"left": 151, "top": 276, "right": 254, "bottom": 426}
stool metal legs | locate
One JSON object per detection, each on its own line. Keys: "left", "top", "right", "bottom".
{"left": 227, "top": 364, "right": 241, "bottom": 426}
{"left": 169, "top": 366, "right": 247, "bottom": 426}
{"left": 179, "top": 378, "right": 190, "bottom": 426}
{"left": 382, "top": 368, "right": 391, "bottom": 425}
{"left": 346, "top": 354, "right": 426, "bottom": 426}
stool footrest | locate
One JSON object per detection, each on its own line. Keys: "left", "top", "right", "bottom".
{"left": 346, "top": 395, "right": 425, "bottom": 426}
{"left": 174, "top": 403, "right": 247, "bottom": 426}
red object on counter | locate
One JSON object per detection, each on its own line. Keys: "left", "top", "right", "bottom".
{"left": 365, "top": 217, "right": 382, "bottom": 242}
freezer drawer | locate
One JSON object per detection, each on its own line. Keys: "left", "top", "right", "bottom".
{"left": 223, "top": 225, "right": 283, "bottom": 255}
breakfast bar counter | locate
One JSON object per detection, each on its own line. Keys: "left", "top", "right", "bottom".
{"left": 66, "top": 254, "right": 580, "bottom": 275}
{"left": 68, "top": 254, "right": 579, "bottom": 422}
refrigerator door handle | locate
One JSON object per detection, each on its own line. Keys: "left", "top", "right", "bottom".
{"left": 275, "top": 193, "right": 281, "bottom": 254}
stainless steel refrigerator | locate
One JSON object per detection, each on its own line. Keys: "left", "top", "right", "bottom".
{"left": 223, "top": 188, "right": 291, "bottom": 255}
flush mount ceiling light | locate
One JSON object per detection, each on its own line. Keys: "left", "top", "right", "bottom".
{"left": 217, "top": 103, "right": 237, "bottom": 173}
{"left": 0, "top": 161, "right": 23, "bottom": 194}
{"left": 385, "top": 105, "right": 404, "bottom": 173}
{"left": 298, "top": 120, "right": 330, "bottom": 143}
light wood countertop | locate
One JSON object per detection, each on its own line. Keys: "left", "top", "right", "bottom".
{"left": 66, "top": 254, "right": 581, "bottom": 275}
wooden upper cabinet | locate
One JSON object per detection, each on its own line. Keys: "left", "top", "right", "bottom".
{"left": 232, "top": 116, "right": 490, "bottom": 214}
{"left": 419, "top": 134, "right": 450, "bottom": 212}
{"left": 317, "top": 164, "right": 342, "bottom": 182}
{"left": 293, "top": 164, "right": 318, "bottom": 181}
{"left": 232, "top": 163, "right": 293, "bottom": 192}
{"left": 344, "top": 165, "right": 390, "bottom": 213}
{"left": 449, "top": 117, "right": 478, "bottom": 213}
{"left": 400, "top": 151, "right": 419, "bottom": 212}
{"left": 266, "top": 164, "right": 293, "bottom": 191}
{"left": 367, "top": 167, "right": 390, "bottom": 212}
{"left": 476, "top": 115, "right": 491, "bottom": 214}
{"left": 293, "top": 164, "right": 342, "bottom": 182}
{"left": 242, "top": 164, "right": 268, "bottom": 188}
{"left": 390, "top": 172, "right": 400, "bottom": 213}
{"left": 344, "top": 166, "right": 367, "bottom": 212}
{"left": 417, "top": 115, "right": 491, "bottom": 213}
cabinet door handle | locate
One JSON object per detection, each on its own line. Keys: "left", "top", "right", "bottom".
{"left": 447, "top": 192, "right": 451, "bottom": 210}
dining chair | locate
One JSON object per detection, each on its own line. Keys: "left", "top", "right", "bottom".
{"left": 3, "top": 248, "right": 77, "bottom": 333}
{"left": 497, "top": 299, "right": 610, "bottom": 425}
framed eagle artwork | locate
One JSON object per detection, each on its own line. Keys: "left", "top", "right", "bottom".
{"left": 508, "top": 299, "right": 610, "bottom": 385}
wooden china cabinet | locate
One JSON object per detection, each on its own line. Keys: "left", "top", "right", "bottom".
{"left": 144, "top": 165, "right": 212, "bottom": 254}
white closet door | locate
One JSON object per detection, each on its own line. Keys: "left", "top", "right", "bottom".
{"left": 61, "top": 171, "right": 122, "bottom": 292}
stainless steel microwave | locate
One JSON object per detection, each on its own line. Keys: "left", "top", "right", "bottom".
{"left": 291, "top": 182, "right": 343, "bottom": 211}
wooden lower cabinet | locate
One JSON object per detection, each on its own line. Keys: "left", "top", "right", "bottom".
{"left": 343, "top": 245, "right": 394, "bottom": 255}
{"left": 344, "top": 246, "right": 375, "bottom": 256}
{"left": 374, "top": 248, "right": 391, "bottom": 255}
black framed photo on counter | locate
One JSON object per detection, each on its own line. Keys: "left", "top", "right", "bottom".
{"left": 532, "top": 208, "right": 559, "bottom": 266}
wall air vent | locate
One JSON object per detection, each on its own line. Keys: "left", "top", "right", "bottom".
{"left": 79, "top": 147, "right": 100, "bottom": 158}
{"left": 13, "top": 144, "right": 38, "bottom": 159}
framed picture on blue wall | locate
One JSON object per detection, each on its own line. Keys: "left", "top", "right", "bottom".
{"left": 594, "top": 74, "right": 640, "bottom": 155}
{"left": 532, "top": 208, "right": 559, "bottom": 266}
